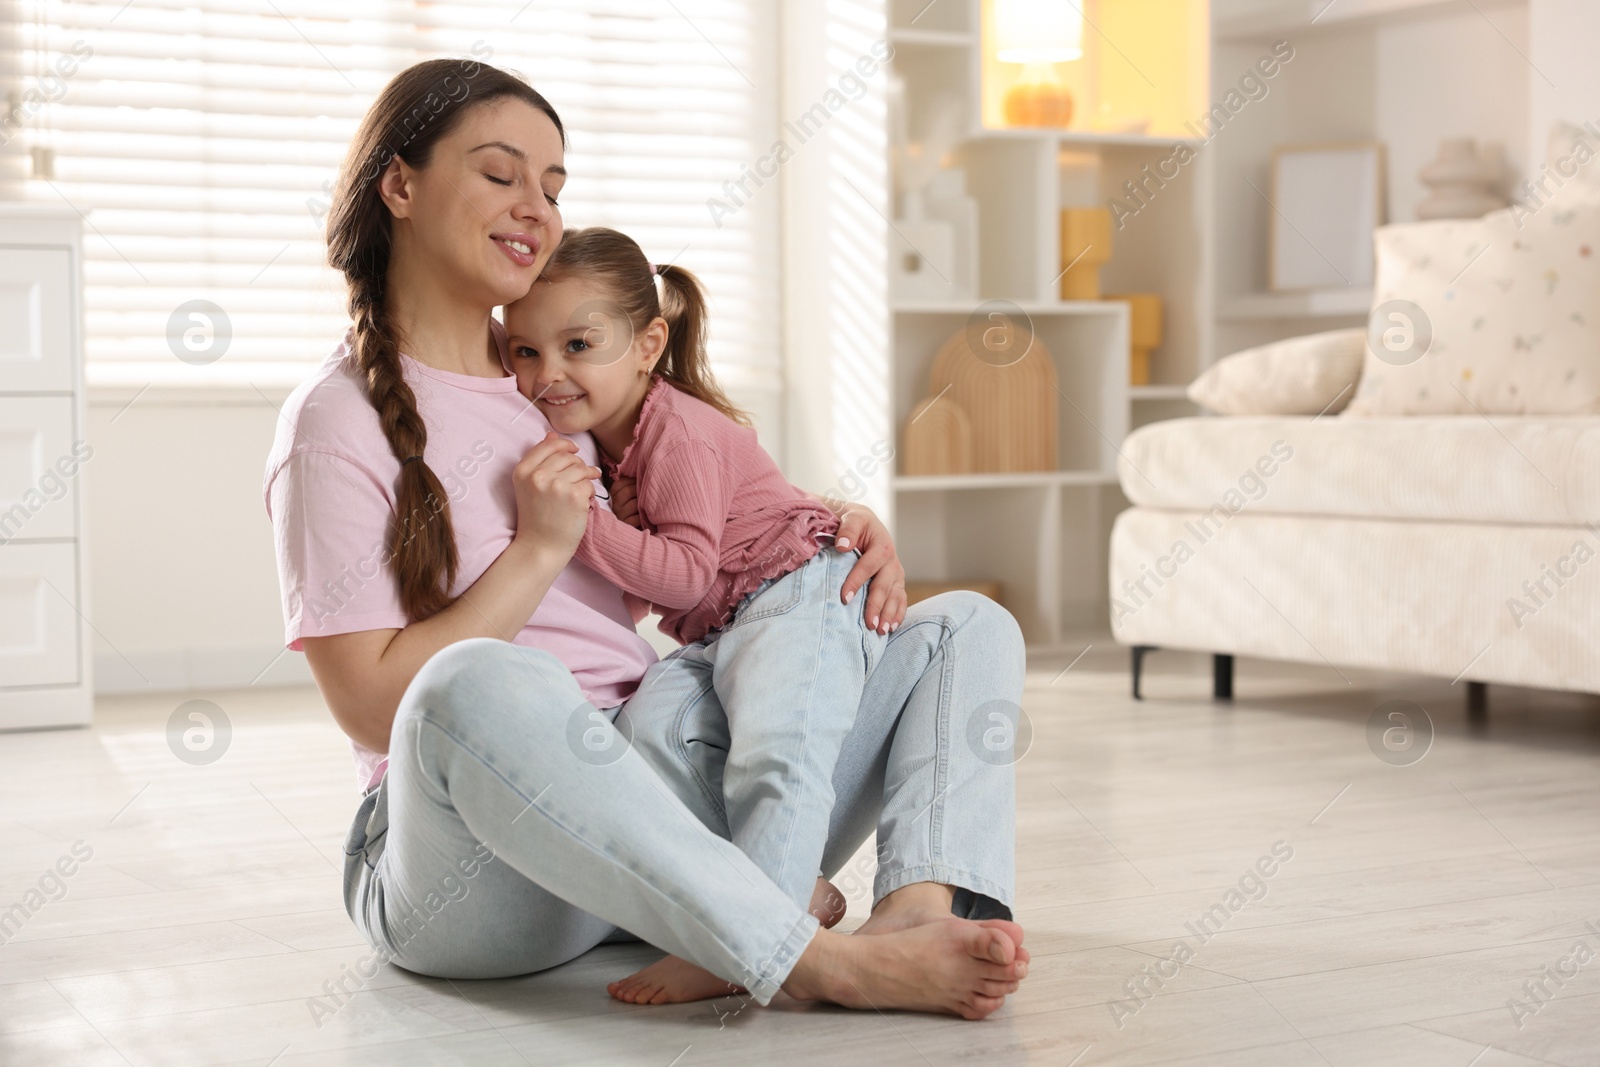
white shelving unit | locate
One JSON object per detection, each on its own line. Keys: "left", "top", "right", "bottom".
{"left": 0, "top": 206, "right": 91, "bottom": 728}
{"left": 884, "top": 0, "right": 1209, "bottom": 646}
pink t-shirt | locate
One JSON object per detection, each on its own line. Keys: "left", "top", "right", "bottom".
{"left": 264, "top": 323, "right": 657, "bottom": 791}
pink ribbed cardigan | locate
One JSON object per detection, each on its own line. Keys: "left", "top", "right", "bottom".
{"left": 575, "top": 379, "right": 838, "bottom": 644}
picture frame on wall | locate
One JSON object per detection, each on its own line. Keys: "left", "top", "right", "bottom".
{"left": 1269, "top": 141, "right": 1386, "bottom": 291}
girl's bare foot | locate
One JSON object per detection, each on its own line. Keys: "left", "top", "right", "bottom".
{"left": 607, "top": 954, "right": 745, "bottom": 1005}
{"left": 853, "top": 881, "right": 956, "bottom": 936}
{"left": 810, "top": 875, "right": 848, "bottom": 929}
{"left": 608, "top": 877, "right": 848, "bottom": 1005}
{"left": 785, "top": 918, "right": 1029, "bottom": 1020}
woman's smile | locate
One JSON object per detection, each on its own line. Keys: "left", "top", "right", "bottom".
{"left": 492, "top": 230, "right": 541, "bottom": 267}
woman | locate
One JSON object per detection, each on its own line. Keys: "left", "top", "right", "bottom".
{"left": 265, "top": 58, "right": 1028, "bottom": 1019}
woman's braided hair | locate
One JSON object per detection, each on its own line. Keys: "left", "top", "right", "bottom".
{"left": 324, "top": 59, "right": 564, "bottom": 620}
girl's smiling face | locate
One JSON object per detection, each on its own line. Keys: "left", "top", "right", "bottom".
{"left": 505, "top": 275, "right": 667, "bottom": 454}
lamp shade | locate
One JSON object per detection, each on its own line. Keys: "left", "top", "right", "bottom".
{"left": 994, "top": 0, "right": 1084, "bottom": 64}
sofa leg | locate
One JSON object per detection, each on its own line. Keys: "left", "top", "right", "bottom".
{"left": 1467, "top": 681, "right": 1488, "bottom": 721}
{"left": 1214, "top": 654, "right": 1234, "bottom": 700}
{"left": 1131, "top": 645, "right": 1156, "bottom": 701}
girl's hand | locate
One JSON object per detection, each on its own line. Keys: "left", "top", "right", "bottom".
{"left": 610, "top": 475, "right": 642, "bottom": 529}
{"left": 835, "top": 503, "right": 906, "bottom": 635}
{"left": 511, "top": 433, "right": 602, "bottom": 558}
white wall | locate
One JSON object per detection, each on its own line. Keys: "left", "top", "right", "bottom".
{"left": 1375, "top": 3, "right": 1529, "bottom": 222}
{"left": 1528, "top": 0, "right": 1600, "bottom": 167}
{"left": 85, "top": 392, "right": 311, "bottom": 692}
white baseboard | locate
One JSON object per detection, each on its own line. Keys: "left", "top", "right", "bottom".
{"left": 94, "top": 644, "right": 314, "bottom": 695}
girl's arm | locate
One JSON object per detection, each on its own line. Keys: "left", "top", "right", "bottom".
{"left": 300, "top": 434, "right": 598, "bottom": 754}
{"left": 576, "top": 439, "right": 729, "bottom": 609}
{"left": 608, "top": 472, "right": 909, "bottom": 634}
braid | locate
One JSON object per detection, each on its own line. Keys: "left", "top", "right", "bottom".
{"left": 348, "top": 276, "right": 458, "bottom": 620}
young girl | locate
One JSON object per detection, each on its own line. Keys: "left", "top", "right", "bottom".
{"left": 504, "top": 227, "right": 902, "bottom": 997}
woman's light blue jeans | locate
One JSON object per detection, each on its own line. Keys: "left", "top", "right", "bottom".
{"left": 342, "top": 591, "right": 1024, "bottom": 1005}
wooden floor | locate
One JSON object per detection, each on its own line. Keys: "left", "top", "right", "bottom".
{"left": 3, "top": 645, "right": 1599, "bottom": 1066}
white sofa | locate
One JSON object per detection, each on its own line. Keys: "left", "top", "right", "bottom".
{"left": 1113, "top": 130, "right": 1600, "bottom": 703}
{"left": 1108, "top": 408, "right": 1600, "bottom": 702}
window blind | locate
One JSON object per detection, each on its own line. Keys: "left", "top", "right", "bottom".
{"left": 14, "top": 0, "right": 781, "bottom": 395}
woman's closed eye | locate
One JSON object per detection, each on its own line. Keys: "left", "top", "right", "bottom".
{"left": 484, "top": 173, "right": 557, "bottom": 206}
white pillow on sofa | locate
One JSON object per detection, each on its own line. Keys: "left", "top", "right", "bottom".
{"left": 1187, "top": 328, "right": 1364, "bottom": 416}
{"left": 1345, "top": 197, "right": 1600, "bottom": 416}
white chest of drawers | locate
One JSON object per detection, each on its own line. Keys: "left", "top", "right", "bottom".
{"left": 0, "top": 205, "right": 91, "bottom": 728}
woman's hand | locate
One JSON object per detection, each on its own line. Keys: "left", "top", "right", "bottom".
{"left": 834, "top": 503, "right": 906, "bottom": 635}
{"left": 511, "top": 432, "right": 602, "bottom": 559}
{"left": 610, "top": 475, "right": 642, "bottom": 528}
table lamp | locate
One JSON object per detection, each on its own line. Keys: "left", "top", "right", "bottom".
{"left": 994, "top": 0, "right": 1083, "bottom": 127}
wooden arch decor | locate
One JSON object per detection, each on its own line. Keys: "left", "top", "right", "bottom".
{"left": 928, "top": 318, "right": 1058, "bottom": 472}
{"left": 901, "top": 396, "right": 973, "bottom": 475}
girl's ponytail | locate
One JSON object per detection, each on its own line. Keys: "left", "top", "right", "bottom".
{"left": 653, "top": 263, "right": 749, "bottom": 426}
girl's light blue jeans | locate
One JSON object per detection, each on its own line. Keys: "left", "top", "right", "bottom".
{"left": 342, "top": 590, "right": 1024, "bottom": 1005}
{"left": 693, "top": 546, "right": 882, "bottom": 908}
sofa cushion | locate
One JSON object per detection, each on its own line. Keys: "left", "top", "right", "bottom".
{"left": 1345, "top": 198, "right": 1600, "bottom": 416}
{"left": 1187, "top": 328, "right": 1364, "bottom": 416}
{"left": 1119, "top": 415, "right": 1600, "bottom": 525}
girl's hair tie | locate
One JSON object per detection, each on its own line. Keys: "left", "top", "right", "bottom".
{"left": 401, "top": 455, "right": 425, "bottom": 467}
{"left": 649, "top": 263, "right": 660, "bottom": 277}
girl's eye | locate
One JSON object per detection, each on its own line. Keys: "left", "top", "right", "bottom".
{"left": 514, "top": 345, "right": 538, "bottom": 359}
{"left": 566, "top": 338, "right": 589, "bottom": 353}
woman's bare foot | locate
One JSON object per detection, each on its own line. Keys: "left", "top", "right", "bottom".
{"left": 608, "top": 878, "right": 848, "bottom": 1006}
{"left": 785, "top": 918, "right": 1029, "bottom": 1020}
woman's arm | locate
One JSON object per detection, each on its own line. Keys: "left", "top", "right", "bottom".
{"left": 302, "top": 433, "right": 597, "bottom": 754}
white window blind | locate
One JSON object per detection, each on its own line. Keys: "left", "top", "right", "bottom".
{"left": 13, "top": 0, "right": 781, "bottom": 396}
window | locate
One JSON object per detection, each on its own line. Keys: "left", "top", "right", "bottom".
{"left": 13, "top": 0, "right": 780, "bottom": 399}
